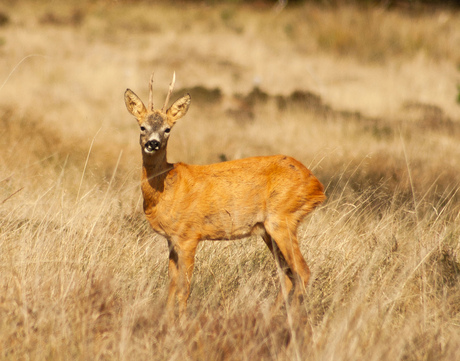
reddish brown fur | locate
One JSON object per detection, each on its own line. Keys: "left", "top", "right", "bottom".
{"left": 124, "top": 75, "right": 326, "bottom": 318}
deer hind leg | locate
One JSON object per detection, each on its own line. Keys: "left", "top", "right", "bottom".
{"left": 262, "top": 231, "right": 294, "bottom": 310}
{"left": 264, "top": 220, "right": 310, "bottom": 307}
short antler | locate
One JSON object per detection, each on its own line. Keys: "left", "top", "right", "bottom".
{"left": 162, "top": 71, "right": 176, "bottom": 113}
{"left": 148, "top": 73, "right": 154, "bottom": 111}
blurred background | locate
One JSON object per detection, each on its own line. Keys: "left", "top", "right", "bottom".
{"left": 1, "top": 0, "right": 459, "bottom": 205}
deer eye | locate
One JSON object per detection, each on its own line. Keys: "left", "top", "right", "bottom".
{"left": 164, "top": 128, "right": 171, "bottom": 133}
{"left": 140, "top": 126, "right": 146, "bottom": 132}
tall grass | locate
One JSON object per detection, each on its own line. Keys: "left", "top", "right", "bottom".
{"left": 0, "top": 1, "right": 459, "bottom": 360}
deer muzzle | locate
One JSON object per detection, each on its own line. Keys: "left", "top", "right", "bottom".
{"left": 144, "top": 140, "right": 160, "bottom": 153}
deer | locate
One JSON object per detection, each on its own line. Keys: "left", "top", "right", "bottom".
{"left": 124, "top": 73, "right": 326, "bottom": 318}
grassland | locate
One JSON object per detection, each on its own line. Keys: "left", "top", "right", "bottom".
{"left": 0, "top": 1, "right": 459, "bottom": 360}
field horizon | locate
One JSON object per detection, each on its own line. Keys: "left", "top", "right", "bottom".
{"left": 0, "top": 1, "right": 459, "bottom": 360}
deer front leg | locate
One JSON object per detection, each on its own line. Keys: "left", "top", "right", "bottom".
{"left": 166, "top": 241, "right": 179, "bottom": 319}
{"left": 166, "top": 238, "right": 199, "bottom": 319}
{"left": 176, "top": 239, "right": 199, "bottom": 318}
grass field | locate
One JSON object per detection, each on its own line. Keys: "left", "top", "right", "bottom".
{"left": 0, "top": 1, "right": 459, "bottom": 360}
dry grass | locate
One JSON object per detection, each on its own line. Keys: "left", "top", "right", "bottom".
{"left": 0, "top": 1, "right": 459, "bottom": 360}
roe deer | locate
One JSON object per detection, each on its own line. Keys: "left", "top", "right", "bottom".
{"left": 124, "top": 73, "right": 326, "bottom": 318}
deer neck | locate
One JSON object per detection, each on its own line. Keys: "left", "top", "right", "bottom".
{"left": 141, "top": 149, "right": 174, "bottom": 211}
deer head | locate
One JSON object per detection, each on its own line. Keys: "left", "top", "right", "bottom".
{"left": 124, "top": 72, "right": 191, "bottom": 155}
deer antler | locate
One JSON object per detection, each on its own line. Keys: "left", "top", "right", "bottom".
{"left": 162, "top": 71, "right": 176, "bottom": 113}
{"left": 148, "top": 72, "right": 154, "bottom": 111}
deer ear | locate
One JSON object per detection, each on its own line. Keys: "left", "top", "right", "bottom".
{"left": 124, "top": 89, "right": 147, "bottom": 121}
{"left": 166, "top": 94, "right": 191, "bottom": 124}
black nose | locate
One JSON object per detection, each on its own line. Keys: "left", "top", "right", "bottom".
{"left": 145, "top": 140, "right": 160, "bottom": 152}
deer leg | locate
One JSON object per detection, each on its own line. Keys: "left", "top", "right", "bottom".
{"left": 166, "top": 241, "right": 179, "bottom": 319}
{"left": 176, "top": 239, "right": 199, "bottom": 318}
{"left": 264, "top": 222, "right": 310, "bottom": 307}
{"left": 262, "top": 232, "right": 294, "bottom": 309}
